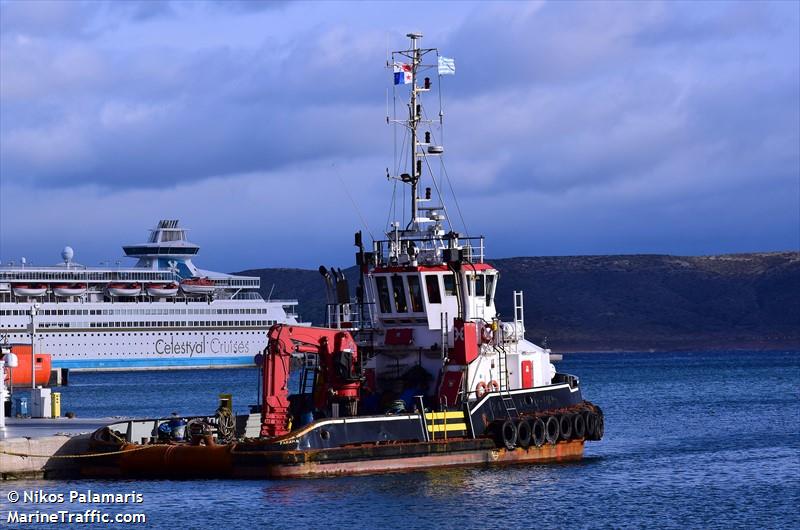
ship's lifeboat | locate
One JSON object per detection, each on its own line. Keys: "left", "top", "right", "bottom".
{"left": 53, "top": 283, "right": 87, "bottom": 297}
{"left": 180, "top": 277, "right": 216, "bottom": 295}
{"left": 107, "top": 283, "right": 141, "bottom": 297}
{"left": 12, "top": 283, "right": 48, "bottom": 297}
{"left": 147, "top": 283, "right": 179, "bottom": 297}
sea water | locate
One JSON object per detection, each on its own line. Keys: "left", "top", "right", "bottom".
{"left": 1, "top": 351, "right": 798, "bottom": 529}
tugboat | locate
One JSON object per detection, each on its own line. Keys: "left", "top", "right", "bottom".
{"left": 85, "top": 33, "right": 603, "bottom": 479}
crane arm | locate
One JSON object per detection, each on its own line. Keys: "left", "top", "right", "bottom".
{"left": 260, "top": 324, "right": 360, "bottom": 438}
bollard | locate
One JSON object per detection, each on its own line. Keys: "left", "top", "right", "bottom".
{"left": 51, "top": 391, "right": 61, "bottom": 417}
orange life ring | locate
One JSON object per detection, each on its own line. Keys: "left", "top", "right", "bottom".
{"left": 475, "top": 381, "right": 488, "bottom": 398}
{"left": 488, "top": 380, "right": 500, "bottom": 392}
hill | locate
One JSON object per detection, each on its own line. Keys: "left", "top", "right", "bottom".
{"left": 235, "top": 251, "right": 800, "bottom": 351}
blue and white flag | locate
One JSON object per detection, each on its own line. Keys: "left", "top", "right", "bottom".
{"left": 438, "top": 56, "right": 455, "bottom": 76}
{"left": 394, "top": 62, "right": 412, "bottom": 85}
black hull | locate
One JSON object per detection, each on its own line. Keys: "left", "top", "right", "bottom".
{"left": 468, "top": 380, "right": 583, "bottom": 436}
{"left": 250, "top": 381, "right": 585, "bottom": 451}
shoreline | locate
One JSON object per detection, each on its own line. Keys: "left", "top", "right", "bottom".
{"left": 550, "top": 343, "right": 800, "bottom": 354}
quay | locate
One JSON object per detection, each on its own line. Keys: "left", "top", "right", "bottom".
{"left": 0, "top": 417, "right": 118, "bottom": 480}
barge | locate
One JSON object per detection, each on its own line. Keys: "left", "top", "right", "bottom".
{"left": 83, "top": 33, "right": 604, "bottom": 479}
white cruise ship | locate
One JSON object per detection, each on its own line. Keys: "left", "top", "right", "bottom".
{"left": 0, "top": 220, "right": 302, "bottom": 371}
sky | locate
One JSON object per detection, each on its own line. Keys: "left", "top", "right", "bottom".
{"left": 1, "top": 0, "right": 798, "bottom": 272}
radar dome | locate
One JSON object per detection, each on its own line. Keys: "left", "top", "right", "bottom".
{"left": 62, "top": 246, "right": 74, "bottom": 263}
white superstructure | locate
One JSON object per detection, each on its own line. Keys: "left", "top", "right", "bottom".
{"left": 0, "top": 220, "right": 301, "bottom": 371}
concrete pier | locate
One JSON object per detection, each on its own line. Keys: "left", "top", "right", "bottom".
{"left": 0, "top": 417, "right": 116, "bottom": 479}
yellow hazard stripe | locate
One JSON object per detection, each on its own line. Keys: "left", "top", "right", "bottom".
{"left": 425, "top": 411, "right": 465, "bottom": 421}
{"left": 427, "top": 422, "right": 468, "bottom": 433}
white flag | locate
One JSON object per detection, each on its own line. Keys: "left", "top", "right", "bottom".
{"left": 438, "top": 56, "right": 455, "bottom": 75}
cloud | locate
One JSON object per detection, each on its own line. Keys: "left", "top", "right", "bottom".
{"left": 1, "top": 0, "right": 798, "bottom": 269}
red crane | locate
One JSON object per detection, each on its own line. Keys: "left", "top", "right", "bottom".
{"left": 260, "top": 324, "right": 361, "bottom": 438}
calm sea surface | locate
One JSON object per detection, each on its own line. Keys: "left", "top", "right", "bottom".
{"left": 2, "top": 350, "right": 798, "bottom": 529}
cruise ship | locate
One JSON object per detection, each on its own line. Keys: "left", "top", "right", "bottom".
{"left": 0, "top": 220, "right": 302, "bottom": 371}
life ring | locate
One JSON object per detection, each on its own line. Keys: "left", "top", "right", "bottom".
{"left": 475, "top": 381, "right": 488, "bottom": 398}
{"left": 488, "top": 380, "right": 500, "bottom": 392}
{"left": 481, "top": 325, "right": 493, "bottom": 344}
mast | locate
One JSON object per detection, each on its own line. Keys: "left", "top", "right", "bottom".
{"left": 387, "top": 32, "right": 449, "bottom": 250}
{"left": 408, "top": 32, "right": 421, "bottom": 225}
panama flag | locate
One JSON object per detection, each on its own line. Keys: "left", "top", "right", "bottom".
{"left": 393, "top": 62, "right": 412, "bottom": 85}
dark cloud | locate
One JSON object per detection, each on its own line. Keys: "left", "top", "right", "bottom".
{"left": 0, "top": 1, "right": 176, "bottom": 39}
{"left": 1, "top": 0, "right": 798, "bottom": 269}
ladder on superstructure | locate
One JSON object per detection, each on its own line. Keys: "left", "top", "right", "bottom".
{"left": 496, "top": 291, "right": 526, "bottom": 419}
{"left": 513, "top": 290, "right": 525, "bottom": 341}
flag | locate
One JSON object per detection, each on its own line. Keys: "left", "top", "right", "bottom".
{"left": 438, "top": 56, "right": 455, "bottom": 76}
{"left": 393, "top": 62, "right": 412, "bottom": 85}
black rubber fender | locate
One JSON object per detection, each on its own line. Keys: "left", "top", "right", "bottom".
{"left": 573, "top": 412, "right": 586, "bottom": 439}
{"left": 545, "top": 416, "right": 559, "bottom": 445}
{"left": 583, "top": 411, "right": 597, "bottom": 438}
{"left": 499, "top": 419, "right": 518, "bottom": 450}
{"left": 531, "top": 418, "right": 546, "bottom": 447}
{"left": 516, "top": 418, "right": 532, "bottom": 449}
{"left": 559, "top": 414, "right": 573, "bottom": 440}
{"left": 595, "top": 412, "right": 605, "bottom": 440}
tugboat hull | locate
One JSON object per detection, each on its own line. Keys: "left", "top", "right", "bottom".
{"left": 82, "top": 395, "right": 601, "bottom": 479}
{"left": 82, "top": 438, "right": 584, "bottom": 480}
{"left": 232, "top": 439, "right": 584, "bottom": 479}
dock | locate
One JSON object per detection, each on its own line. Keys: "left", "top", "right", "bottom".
{"left": 0, "top": 417, "right": 117, "bottom": 480}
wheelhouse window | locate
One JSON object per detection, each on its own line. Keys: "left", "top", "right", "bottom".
{"left": 486, "top": 274, "right": 496, "bottom": 305}
{"left": 474, "top": 274, "right": 485, "bottom": 297}
{"left": 425, "top": 275, "right": 442, "bottom": 304}
{"left": 443, "top": 274, "right": 456, "bottom": 296}
{"left": 376, "top": 276, "right": 391, "bottom": 313}
{"left": 407, "top": 276, "right": 424, "bottom": 312}
{"left": 391, "top": 275, "right": 408, "bottom": 313}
